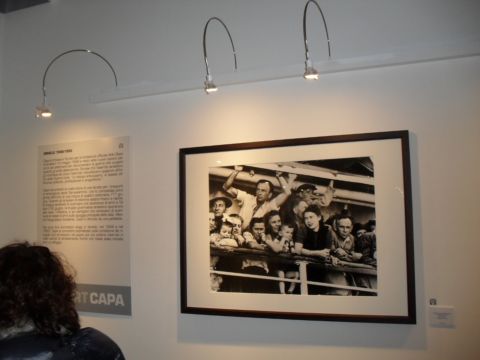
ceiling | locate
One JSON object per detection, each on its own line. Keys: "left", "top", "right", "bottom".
{"left": 0, "top": 0, "right": 49, "bottom": 14}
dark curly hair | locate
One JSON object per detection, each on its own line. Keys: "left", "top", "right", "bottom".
{"left": 0, "top": 242, "right": 80, "bottom": 336}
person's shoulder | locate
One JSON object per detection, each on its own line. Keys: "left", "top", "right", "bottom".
{"left": 0, "top": 332, "right": 64, "bottom": 359}
{"left": 71, "top": 327, "right": 125, "bottom": 360}
{"left": 0, "top": 331, "right": 81, "bottom": 359}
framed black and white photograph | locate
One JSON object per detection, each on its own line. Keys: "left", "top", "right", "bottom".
{"left": 180, "top": 131, "right": 415, "bottom": 323}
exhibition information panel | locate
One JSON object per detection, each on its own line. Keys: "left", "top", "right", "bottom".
{"left": 38, "top": 137, "right": 131, "bottom": 315}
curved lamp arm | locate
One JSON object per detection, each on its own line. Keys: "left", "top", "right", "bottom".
{"left": 302, "top": 0, "right": 331, "bottom": 79}
{"left": 202, "top": 17, "right": 237, "bottom": 93}
{"left": 37, "top": 49, "right": 118, "bottom": 118}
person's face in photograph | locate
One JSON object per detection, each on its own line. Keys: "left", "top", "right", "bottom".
{"left": 294, "top": 200, "right": 308, "bottom": 216}
{"left": 219, "top": 224, "right": 232, "bottom": 238}
{"left": 255, "top": 182, "right": 272, "bottom": 203}
{"left": 337, "top": 218, "right": 353, "bottom": 240}
{"left": 268, "top": 214, "right": 282, "bottom": 234}
{"left": 304, "top": 211, "right": 320, "bottom": 231}
{"left": 299, "top": 189, "right": 314, "bottom": 204}
{"left": 314, "top": 194, "right": 328, "bottom": 207}
{"left": 251, "top": 222, "right": 266, "bottom": 240}
{"left": 229, "top": 217, "right": 242, "bottom": 235}
{"left": 213, "top": 199, "right": 226, "bottom": 217}
{"left": 279, "top": 225, "right": 294, "bottom": 241}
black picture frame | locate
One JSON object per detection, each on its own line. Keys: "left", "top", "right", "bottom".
{"left": 180, "top": 130, "right": 415, "bottom": 323}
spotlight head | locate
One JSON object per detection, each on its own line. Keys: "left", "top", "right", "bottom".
{"left": 35, "top": 105, "right": 53, "bottom": 118}
{"left": 204, "top": 75, "right": 218, "bottom": 94}
{"left": 304, "top": 67, "right": 319, "bottom": 80}
{"left": 303, "top": 59, "right": 319, "bottom": 80}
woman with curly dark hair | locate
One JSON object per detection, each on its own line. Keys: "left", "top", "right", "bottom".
{"left": 0, "top": 241, "right": 125, "bottom": 359}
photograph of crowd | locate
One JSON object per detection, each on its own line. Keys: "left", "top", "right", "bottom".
{"left": 209, "top": 157, "right": 378, "bottom": 296}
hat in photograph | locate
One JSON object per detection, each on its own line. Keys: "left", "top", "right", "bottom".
{"left": 295, "top": 183, "right": 316, "bottom": 193}
{"left": 209, "top": 191, "right": 233, "bottom": 208}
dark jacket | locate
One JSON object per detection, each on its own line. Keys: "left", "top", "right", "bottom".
{"left": 0, "top": 327, "right": 125, "bottom": 360}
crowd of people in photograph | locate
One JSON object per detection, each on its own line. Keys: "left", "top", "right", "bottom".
{"left": 209, "top": 165, "right": 377, "bottom": 296}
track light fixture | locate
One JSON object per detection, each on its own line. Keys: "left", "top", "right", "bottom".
{"left": 36, "top": 49, "right": 118, "bottom": 118}
{"left": 302, "top": 0, "right": 331, "bottom": 80}
{"left": 202, "top": 17, "right": 237, "bottom": 94}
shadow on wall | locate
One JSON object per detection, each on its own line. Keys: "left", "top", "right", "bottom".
{"left": 177, "top": 311, "right": 426, "bottom": 349}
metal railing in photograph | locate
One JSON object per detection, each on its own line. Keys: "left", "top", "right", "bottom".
{"left": 211, "top": 246, "right": 377, "bottom": 295}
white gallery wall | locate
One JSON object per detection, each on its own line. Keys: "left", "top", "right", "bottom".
{"left": 1, "top": 0, "right": 480, "bottom": 359}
